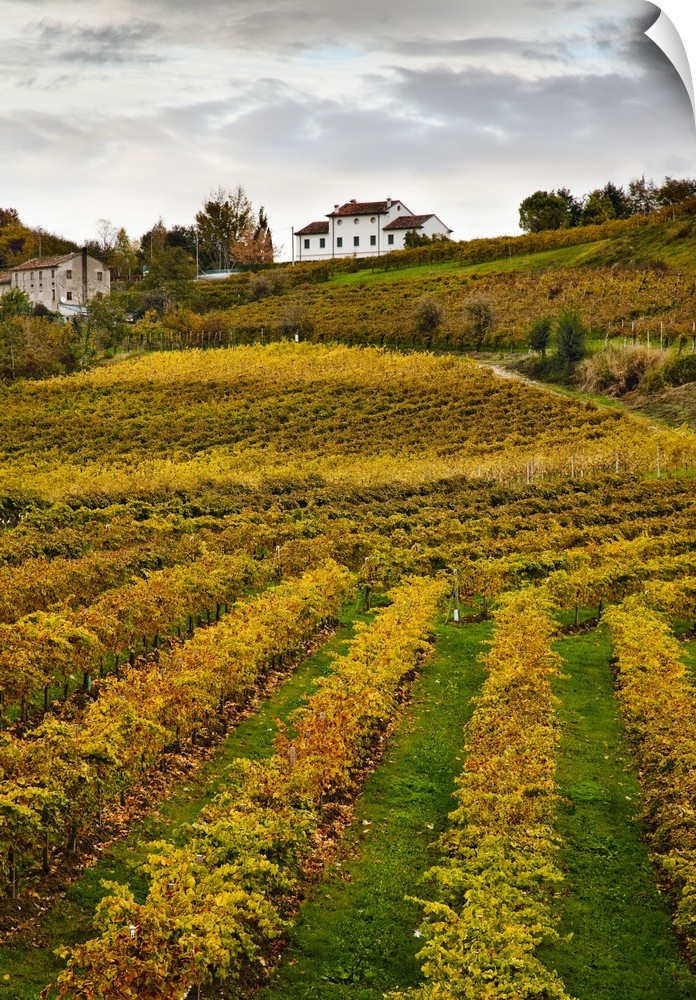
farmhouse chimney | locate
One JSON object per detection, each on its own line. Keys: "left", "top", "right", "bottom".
{"left": 386, "top": 197, "right": 392, "bottom": 209}
{"left": 82, "top": 246, "right": 88, "bottom": 305}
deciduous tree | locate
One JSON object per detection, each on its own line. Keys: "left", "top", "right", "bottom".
{"left": 466, "top": 296, "right": 496, "bottom": 351}
{"left": 657, "top": 175, "right": 696, "bottom": 205}
{"left": 414, "top": 296, "right": 443, "bottom": 339}
{"left": 529, "top": 315, "right": 552, "bottom": 357}
{"left": 519, "top": 190, "right": 577, "bottom": 232}
{"left": 195, "top": 185, "right": 253, "bottom": 271}
{"left": 627, "top": 175, "right": 660, "bottom": 215}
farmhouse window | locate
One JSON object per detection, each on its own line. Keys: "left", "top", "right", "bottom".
{"left": 388, "top": 234, "right": 395, "bottom": 245}
{"left": 370, "top": 235, "right": 376, "bottom": 246}
{"left": 319, "top": 238, "right": 326, "bottom": 248}
{"left": 337, "top": 237, "right": 343, "bottom": 247}
{"left": 304, "top": 239, "right": 310, "bottom": 249}
{"left": 353, "top": 236, "right": 359, "bottom": 247}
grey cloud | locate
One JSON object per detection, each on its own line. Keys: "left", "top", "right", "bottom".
{"left": 34, "top": 17, "right": 164, "bottom": 64}
{"left": 15, "top": 71, "right": 80, "bottom": 91}
{"left": 392, "top": 37, "right": 571, "bottom": 63}
{"left": 388, "top": 63, "right": 645, "bottom": 130}
{"left": 6, "top": 0, "right": 658, "bottom": 71}
{"left": 131, "top": 0, "right": 585, "bottom": 51}
{"left": 198, "top": 55, "right": 681, "bottom": 171}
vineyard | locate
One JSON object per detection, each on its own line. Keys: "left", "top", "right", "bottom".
{"left": 112, "top": 201, "right": 696, "bottom": 355}
{"left": 0, "top": 343, "right": 695, "bottom": 999}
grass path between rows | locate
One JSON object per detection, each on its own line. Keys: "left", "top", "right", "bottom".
{"left": 254, "top": 619, "right": 491, "bottom": 1000}
{"left": 681, "top": 634, "right": 696, "bottom": 680}
{"left": 0, "top": 606, "right": 369, "bottom": 1000}
{"left": 539, "top": 627, "right": 696, "bottom": 1000}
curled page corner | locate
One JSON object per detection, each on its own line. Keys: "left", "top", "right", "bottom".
{"left": 645, "top": 8, "right": 695, "bottom": 125}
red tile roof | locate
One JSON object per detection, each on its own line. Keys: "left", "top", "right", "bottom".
{"left": 11, "top": 253, "right": 76, "bottom": 271}
{"left": 0, "top": 271, "right": 11, "bottom": 284}
{"left": 383, "top": 214, "right": 437, "bottom": 231}
{"left": 327, "top": 200, "right": 404, "bottom": 217}
{"left": 295, "top": 221, "right": 330, "bottom": 236}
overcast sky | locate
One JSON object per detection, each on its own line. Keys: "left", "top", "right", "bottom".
{"left": 1, "top": 0, "right": 695, "bottom": 259}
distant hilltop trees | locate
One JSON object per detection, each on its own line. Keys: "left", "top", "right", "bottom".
{"left": 0, "top": 208, "right": 79, "bottom": 270}
{"left": 0, "top": 183, "right": 275, "bottom": 283}
{"left": 519, "top": 176, "right": 696, "bottom": 233}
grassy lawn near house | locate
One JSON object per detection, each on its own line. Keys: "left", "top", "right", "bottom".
{"left": 328, "top": 241, "right": 612, "bottom": 287}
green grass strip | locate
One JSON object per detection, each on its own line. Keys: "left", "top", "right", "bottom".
{"left": 255, "top": 619, "right": 490, "bottom": 1000}
{"left": 0, "top": 606, "right": 368, "bottom": 1000}
{"left": 681, "top": 636, "right": 696, "bottom": 682}
{"left": 328, "top": 241, "right": 611, "bottom": 286}
{"left": 539, "top": 627, "right": 696, "bottom": 1000}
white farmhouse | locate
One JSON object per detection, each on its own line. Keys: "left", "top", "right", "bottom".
{"left": 10, "top": 250, "right": 110, "bottom": 311}
{"left": 294, "top": 198, "right": 452, "bottom": 262}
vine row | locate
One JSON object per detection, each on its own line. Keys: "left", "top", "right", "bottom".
{"left": 44, "top": 575, "right": 448, "bottom": 999}
{"left": 605, "top": 598, "right": 696, "bottom": 959}
{"left": 0, "top": 561, "right": 352, "bottom": 899}
{"left": 390, "top": 590, "right": 573, "bottom": 1000}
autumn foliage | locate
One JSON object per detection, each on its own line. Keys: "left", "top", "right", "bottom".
{"left": 604, "top": 599, "right": 696, "bottom": 960}
{"left": 391, "top": 590, "right": 572, "bottom": 1000}
{"left": 43, "top": 576, "right": 446, "bottom": 999}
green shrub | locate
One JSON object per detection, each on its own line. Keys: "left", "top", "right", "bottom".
{"left": 642, "top": 366, "right": 666, "bottom": 394}
{"left": 556, "top": 308, "right": 587, "bottom": 367}
{"left": 662, "top": 353, "right": 696, "bottom": 387}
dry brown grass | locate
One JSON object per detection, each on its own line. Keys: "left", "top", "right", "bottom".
{"left": 575, "top": 346, "right": 664, "bottom": 396}
{"left": 631, "top": 382, "right": 696, "bottom": 429}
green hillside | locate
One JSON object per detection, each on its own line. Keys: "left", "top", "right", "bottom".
{"left": 116, "top": 200, "right": 696, "bottom": 357}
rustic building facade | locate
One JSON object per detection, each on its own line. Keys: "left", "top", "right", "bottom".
{"left": 9, "top": 250, "right": 110, "bottom": 310}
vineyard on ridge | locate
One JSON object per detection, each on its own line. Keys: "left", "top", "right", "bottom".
{"left": 113, "top": 201, "right": 696, "bottom": 357}
{"left": 0, "top": 342, "right": 694, "bottom": 1000}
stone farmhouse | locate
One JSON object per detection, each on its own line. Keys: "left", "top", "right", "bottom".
{"left": 294, "top": 198, "right": 452, "bottom": 262}
{"left": 2, "top": 250, "right": 110, "bottom": 311}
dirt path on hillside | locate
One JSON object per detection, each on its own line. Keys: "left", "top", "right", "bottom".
{"left": 487, "top": 363, "right": 536, "bottom": 385}
{"left": 479, "top": 361, "right": 566, "bottom": 395}
{"left": 480, "top": 359, "right": 694, "bottom": 430}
